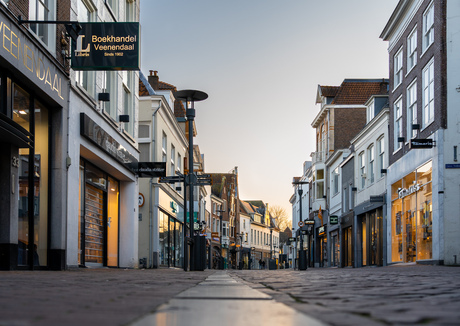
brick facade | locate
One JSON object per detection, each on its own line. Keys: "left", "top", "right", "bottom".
{"left": 334, "top": 108, "right": 367, "bottom": 150}
{"left": 387, "top": 0, "right": 447, "bottom": 165}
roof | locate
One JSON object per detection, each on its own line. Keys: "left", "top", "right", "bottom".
{"left": 320, "top": 85, "right": 340, "bottom": 98}
{"left": 139, "top": 71, "right": 155, "bottom": 96}
{"left": 331, "top": 79, "right": 389, "bottom": 105}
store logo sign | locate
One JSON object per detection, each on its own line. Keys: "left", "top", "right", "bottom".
{"left": 398, "top": 184, "right": 422, "bottom": 199}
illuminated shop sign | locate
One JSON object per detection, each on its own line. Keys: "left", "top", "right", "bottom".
{"left": 0, "top": 12, "right": 68, "bottom": 106}
{"left": 398, "top": 183, "right": 422, "bottom": 199}
{"left": 80, "top": 113, "right": 137, "bottom": 166}
{"left": 71, "top": 22, "right": 140, "bottom": 70}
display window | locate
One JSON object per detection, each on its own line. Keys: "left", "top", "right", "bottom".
{"left": 159, "top": 211, "right": 184, "bottom": 268}
{"left": 13, "top": 82, "right": 50, "bottom": 268}
{"left": 391, "top": 161, "right": 432, "bottom": 263}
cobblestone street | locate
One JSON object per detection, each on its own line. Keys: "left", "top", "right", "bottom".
{"left": 230, "top": 265, "right": 460, "bottom": 326}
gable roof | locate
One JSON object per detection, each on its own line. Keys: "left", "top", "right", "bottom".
{"left": 331, "top": 79, "right": 389, "bottom": 105}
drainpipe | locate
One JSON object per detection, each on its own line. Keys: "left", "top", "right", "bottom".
{"left": 149, "top": 104, "right": 161, "bottom": 268}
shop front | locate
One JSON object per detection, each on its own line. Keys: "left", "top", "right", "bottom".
{"left": 356, "top": 208, "right": 384, "bottom": 267}
{"left": 390, "top": 161, "right": 432, "bottom": 263}
{"left": 0, "top": 8, "right": 69, "bottom": 270}
{"left": 340, "top": 211, "right": 354, "bottom": 268}
{"left": 316, "top": 225, "right": 327, "bottom": 267}
{"left": 157, "top": 188, "right": 184, "bottom": 268}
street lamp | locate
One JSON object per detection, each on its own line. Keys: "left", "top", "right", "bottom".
{"left": 175, "top": 89, "right": 208, "bottom": 271}
{"left": 292, "top": 179, "right": 309, "bottom": 270}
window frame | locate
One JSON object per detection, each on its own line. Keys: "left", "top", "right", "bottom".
{"left": 359, "top": 151, "right": 366, "bottom": 190}
{"left": 394, "top": 97, "right": 403, "bottom": 151}
{"left": 407, "top": 26, "right": 417, "bottom": 72}
{"left": 422, "top": 58, "right": 434, "bottom": 128}
{"left": 407, "top": 80, "right": 418, "bottom": 139}
{"left": 422, "top": 1, "right": 434, "bottom": 53}
{"left": 394, "top": 47, "right": 403, "bottom": 89}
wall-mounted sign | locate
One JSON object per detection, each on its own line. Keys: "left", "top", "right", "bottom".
{"left": 127, "top": 162, "right": 166, "bottom": 178}
{"left": 0, "top": 11, "right": 68, "bottom": 106}
{"left": 410, "top": 139, "right": 434, "bottom": 149}
{"left": 80, "top": 113, "right": 137, "bottom": 165}
{"left": 138, "top": 193, "right": 145, "bottom": 207}
{"left": 304, "top": 220, "right": 315, "bottom": 225}
{"left": 288, "top": 237, "right": 296, "bottom": 242}
{"left": 72, "top": 22, "right": 140, "bottom": 70}
{"left": 329, "top": 215, "right": 338, "bottom": 225}
{"left": 446, "top": 164, "right": 460, "bottom": 169}
{"left": 170, "top": 201, "right": 178, "bottom": 213}
{"left": 370, "top": 195, "right": 385, "bottom": 203}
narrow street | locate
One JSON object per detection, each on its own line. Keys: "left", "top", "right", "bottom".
{"left": 1, "top": 265, "right": 459, "bottom": 325}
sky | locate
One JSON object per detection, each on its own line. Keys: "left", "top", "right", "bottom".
{"left": 139, "top": 0, "right": 400, "bottom": 220}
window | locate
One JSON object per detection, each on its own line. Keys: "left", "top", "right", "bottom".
{"left": 368, "top": 145, "right": 375, "bottom": 184}
{"left": 125, "top": 0, "right": 136, "bottom": 21}
{"left": 423, "top": 2, "right": 434, "bottom": 52}
{"left": 378, "top": 137, "right": 385, "bottom": 178}
{"left": 359, "top": 152, "right": 366, "bottom": 189}
{"left": 76, "top": 0, "right": 96, "bottom": 96}
{"left": 332, "top": 167, "right": 339, "bottom": 195}
{"left": 394, "top": 48, "right": 403, "bottom": 88}
{"left": 122, "top": 71, "right": 135, "bottom": 135}
{"left": 29, "top": 0, "right": 56, "bottom": 51}
{"left": 316, "top": 169, "right": 324, "bottom": 199}
{"left": 170, "top": 145, "right": 175, "bottom": 175}
{"left": 422, "top": 59, "right": 434, "bottom": 127}
{"left": 102, "top": 71, "right": 118, "bottom": 120}
{"left": 367, "top": 99, "right": 375, "bottom": 123}
{"left": 407, "top": 27, "right": 417, "bottom": 71}
{"left": 106, "top": 0, "right": 118, "bottom": 18}
{"left": 177, "top": 153, "right": 182, "bottom": 173}
{"left": 138, "top": 124, "right": 150, "bottom": 140}
{"left": 162, "top": 133, "right": 167, "bottom": 163}
{"left": 407, "top": 81, "right": 417, "bottom": 139}
{"left": 139, "top": 143, "right": 150, "bottom": 162}
{"left": 394, "top": 97, "right": 403, "bottom": 150}
{"left": 223, "top": 222, "right": 228, "bottom": 237}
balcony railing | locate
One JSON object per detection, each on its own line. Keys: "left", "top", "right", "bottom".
{"left": 311, "top": 151, "right": 325, "bottom": 164}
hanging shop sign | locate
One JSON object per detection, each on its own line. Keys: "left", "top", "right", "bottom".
{"left": 80, "top": 113, "right": 137, "bottom": 165}
{"left": 288, "top": 237, "right": 296, "bottom": 242}
{"left": 71, "top": 22, "right": 140, "bottom": 70}
{"left": 304, "top": 220, "right": 315, "bottom": 225}
{"left": 329, "top": 215, "right": 339, "bottom": 225}
{"left": 127, "top": 162, "right": 166, "bottom": 177}
{"left": 410, "top": 139, "right": 434, "bottom": 149}
{"left": 0, "top": 11, "right": 68, "bottom": 106}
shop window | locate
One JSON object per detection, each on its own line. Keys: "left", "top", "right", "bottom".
{"left": 391, "top": 162, "right": 432, "bottom": 263}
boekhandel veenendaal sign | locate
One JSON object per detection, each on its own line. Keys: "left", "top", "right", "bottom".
{"left": 71, "top": 22, "right": 140, "bottom": 70}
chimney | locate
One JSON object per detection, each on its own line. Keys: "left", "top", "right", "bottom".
{"left": 148, "top": 70, "right": 159, "bottom": 90}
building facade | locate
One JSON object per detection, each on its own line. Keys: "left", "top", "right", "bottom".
{"left": 381, "top": 0, "right": 460, "bottom": 265}
{"left": 66, "top": 0, "right": 140, "bottom": 269}
{"left": 0, "top": 0, "right": 70, "bottom": 270}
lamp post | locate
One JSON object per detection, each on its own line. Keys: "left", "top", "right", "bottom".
{"left": 292, "top": 179, "right": 309, "bottom": 270}
{"left": 175, "top": 89, "right": 208, "bottom": 271}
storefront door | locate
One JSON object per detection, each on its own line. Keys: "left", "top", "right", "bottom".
{"left": 343, "top": 227, "right": 352, "bottom": 267}
{"left": 79, "top": 161, "right": 120, "bottom": 267}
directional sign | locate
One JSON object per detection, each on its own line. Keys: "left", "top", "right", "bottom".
{"left": 159, "top": 175, "right": 184, "bottom": 184}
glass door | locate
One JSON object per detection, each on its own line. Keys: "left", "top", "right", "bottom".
{"left": 107, "top": 177, "right": 119, "bottom": 267}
